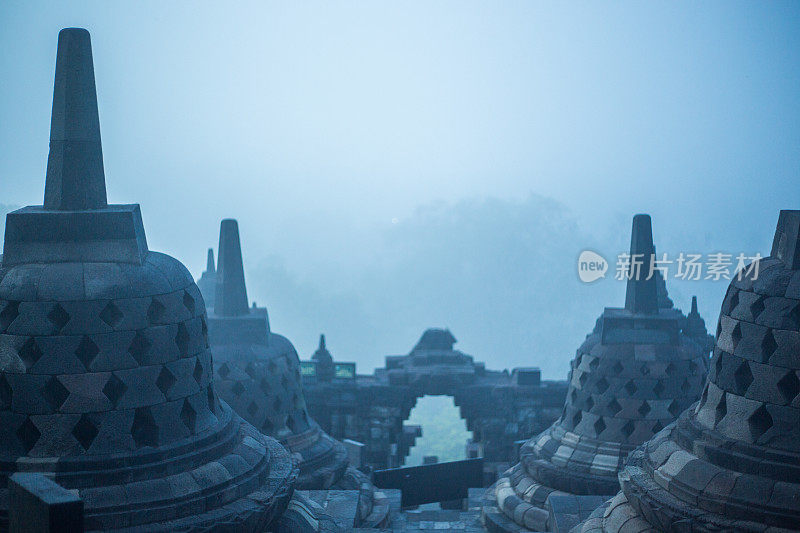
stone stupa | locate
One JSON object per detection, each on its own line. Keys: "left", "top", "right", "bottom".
{"left": 0, "top": 28, "right": 298, "bottom": 531}
{"left": 204, "top": 219, "right": 350, "bottom": 489}
{"left": 482, "top": 214, "right": 711, "bottom": 532}
{"left": 578, "top": 210, "right": 800, "bottom": 532}
{"left": 311, "top": 334, "right": 335, "bottom": 382}
{"left": 197, "top": 248, "right": 216, "bottom": 309}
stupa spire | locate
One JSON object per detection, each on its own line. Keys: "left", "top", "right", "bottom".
{"left": 771, "top": 209, "right": 800, "bottom": 269}
{"left": 44, "top": 28, "right": 107, "bottom": 210}
{"left": 206, "top": 247, "right": 216, "bottom": 273}
{"left": 319, "top": 334, "right": 326, "bottom": 350}
{"left": 691, "top": 295, "right": 698, "bottom": 314}
{"left": 214, "top": 219, "right": 249, "bottom": 316}
{"left": 3, "top": 27, "right": 147, "bottom": 266}
{"left": 624, "top": 214, "right": 658, "bottom": 314}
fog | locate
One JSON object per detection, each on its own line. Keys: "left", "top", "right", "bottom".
{"left": 1, "top": 2, "right": 798, "bottom": 377}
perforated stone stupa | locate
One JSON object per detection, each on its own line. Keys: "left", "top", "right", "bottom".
{"left": 0, "top": 28, "right": 298, "bottom": 531}
{"left": 482, "top": 214, "right": 711, "bottom": 532}
{"left": 577, "top": 210, "right": 800, "bottom": 532}
{"left": 203, "top": 219, "right": 350, "bottom": 490}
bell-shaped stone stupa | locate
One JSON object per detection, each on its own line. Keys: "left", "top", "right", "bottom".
{"left": 205, "top": 219, "right": 350, "bottom": 490}
{"left": 578, "top": 210, "right": 800, "bottom": 532}
{"left": 0, "top": 28, "right": 298, "bottom": 531}
{"left": 482, "top": 214, "right": 711, "bottom": 532}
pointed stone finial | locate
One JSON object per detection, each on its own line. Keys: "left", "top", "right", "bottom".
{"left": 44, "top": 28, "right": 107, "bottom": 211}
{"left": 214, "top": 219, "right": 249, "bottom": 316}
{"left": 319, "top": 334, "right": 326, "bottom": 350}
{"left": 691, "top": 295, "right": 698, "bottom": 315}
{"left": 771, "top": 210, "right": 800, "bottom": 270}
{"left": 624, "top": 214, "right": 658, "bottom": 315}
{"left": 2, "top": 28, "right": 148, "bottom": 265}
{"left": 206, "top": 248, "right": 215, "bottom": 273}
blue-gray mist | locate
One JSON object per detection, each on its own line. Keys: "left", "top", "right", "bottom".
{"left": 1, "top": 1, "right": 798, "bottom": 377}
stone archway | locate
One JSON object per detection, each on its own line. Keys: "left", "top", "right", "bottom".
{"left": 301, "top": 329, "right": 568, "bottom": 484}
{"left": 403, "top": 394, "right": 473, "bottom": 466}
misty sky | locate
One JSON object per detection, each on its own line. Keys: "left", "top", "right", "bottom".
{"left": 1, "top": 2, "right": 798, "bottom": 378}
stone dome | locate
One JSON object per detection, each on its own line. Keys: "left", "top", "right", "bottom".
{"left": 482, "top": 214, "right": 712, "bottom": 532}
{"left": 578, "top": 210, "right": 800, "bottom": 532}
{"left": 413, "top": 328, "right": 458, "bottom": 352}
{"left": 0, "top": 28, "right": 297, "bottom": 531}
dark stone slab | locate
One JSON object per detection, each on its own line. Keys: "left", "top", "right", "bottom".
{"left": 8, "top": 473, "right": 83, "bottom": 533}
{"left": 3, "top": 205, "right": 148, "bottom": 266}
{"left": 374, "top": 458, "right": 484, "bottom": 508}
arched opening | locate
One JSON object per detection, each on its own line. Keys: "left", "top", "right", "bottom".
{"left": 403, "top": 395, "right": 474, "bottom": 466}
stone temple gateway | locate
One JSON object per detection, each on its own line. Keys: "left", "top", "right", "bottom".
{"left": 296, "top": 328, "right": 569, "bottom": 480}
{"left": 2, "top": 26, "right": 796, "bottom": 533}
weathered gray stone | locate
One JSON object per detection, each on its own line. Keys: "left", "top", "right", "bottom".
{"left": 573, "top": 210, "right": 800, "bottom": 532}
{"left": 9, "top": 473, "right": 83, "bottom": 533}
{"left": 546, "top": 494, "right": 607, "bottom": 532}
{"left": 299, "top": 328, "right": 568, "bottom": 484}
{"left": 0, "top": 28, "right": 298, "bottom": 532}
